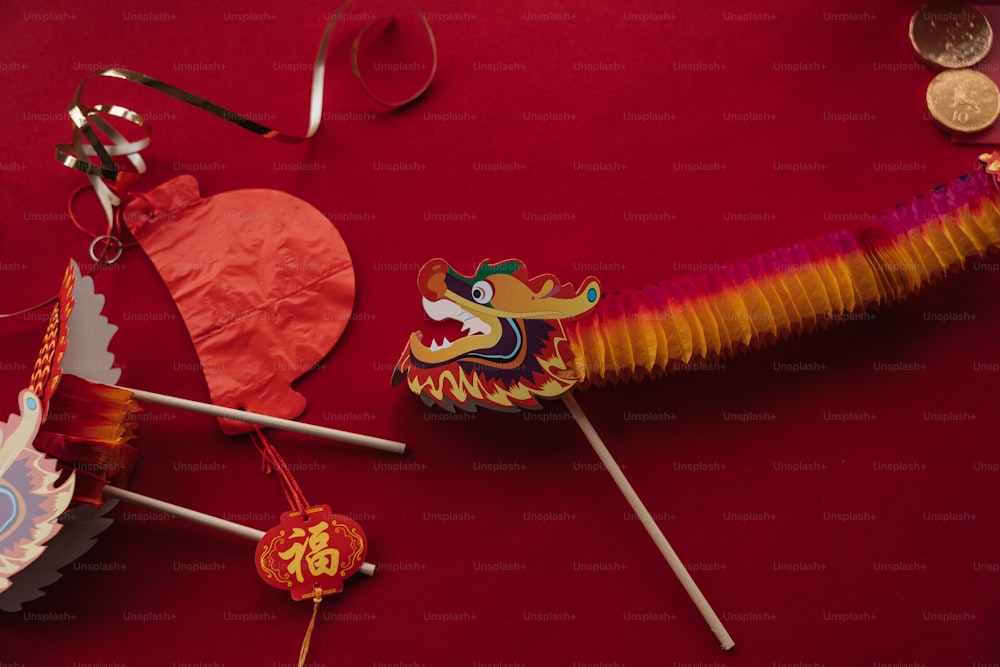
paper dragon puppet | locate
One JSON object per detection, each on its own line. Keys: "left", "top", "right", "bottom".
{"left": 394, "top": 157, "right": 1000, "bottom": 409}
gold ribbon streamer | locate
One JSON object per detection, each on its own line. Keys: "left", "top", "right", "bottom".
{"left": 57, "top": 0, "right": 437, "bottom": 234}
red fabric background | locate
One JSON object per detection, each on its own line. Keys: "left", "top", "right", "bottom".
{"left": 2, "top": 1, "right": 999, "bottom": 665}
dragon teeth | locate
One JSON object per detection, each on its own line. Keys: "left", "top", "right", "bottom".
{"left": 428, "top": 338, "right": 453, "bottom": 352}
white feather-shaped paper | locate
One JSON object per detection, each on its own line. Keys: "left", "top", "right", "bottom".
{"left": 61, "top": 260, "right": 122, "bottom": 385}
{"left": 0, "top": 260, "right": 124, "bottom": 610}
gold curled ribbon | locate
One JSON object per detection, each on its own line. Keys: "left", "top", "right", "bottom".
{"left": 57, "top": 0, "right": 437, "bottom": 232}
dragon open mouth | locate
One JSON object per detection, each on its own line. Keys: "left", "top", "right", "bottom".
{"left": 409, "top": 296, "right": 514, "bottom": 365}
{"left": 421, "top": 296, "right": 490, "bottom": 347}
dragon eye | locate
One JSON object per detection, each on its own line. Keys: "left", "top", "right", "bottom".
{"left": 470, "top": 280, "right": 494, "bottom": 304}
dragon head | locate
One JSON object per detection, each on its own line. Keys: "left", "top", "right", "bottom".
{"left": 392, "top": 259, "right": 600, "bottom": 411}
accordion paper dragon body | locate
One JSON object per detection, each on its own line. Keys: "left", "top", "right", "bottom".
{"left": 394, "top": 160, "right": 1000, "bottom": 410}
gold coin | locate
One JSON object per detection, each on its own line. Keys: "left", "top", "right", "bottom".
{"left": 926, "top": 68, "right": 1000, "bottom": 133}
{"left": 909, "top": 1, "right": 993, "bottom": 69}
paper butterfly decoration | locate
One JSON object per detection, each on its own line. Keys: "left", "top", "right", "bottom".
{"left": 394, "top": 161, "right": 1000, "bottom": 408}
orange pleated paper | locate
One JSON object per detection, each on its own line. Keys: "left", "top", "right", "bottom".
{"left": 567, "top": 169, "right": 1000, "bottom": 387}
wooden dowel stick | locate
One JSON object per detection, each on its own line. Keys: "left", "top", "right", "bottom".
{"left": 116, "top": 385, "right": 406, "bottom": 455}
{"left": 103, "top": 485, "right": 376, "bottom": 577}
{"left": 561, "top": 392, "right": 734, "bottom": 651}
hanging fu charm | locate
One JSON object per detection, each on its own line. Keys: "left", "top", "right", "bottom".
{"left": 255, "top": 505, "right": 368, "bottom": 600}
